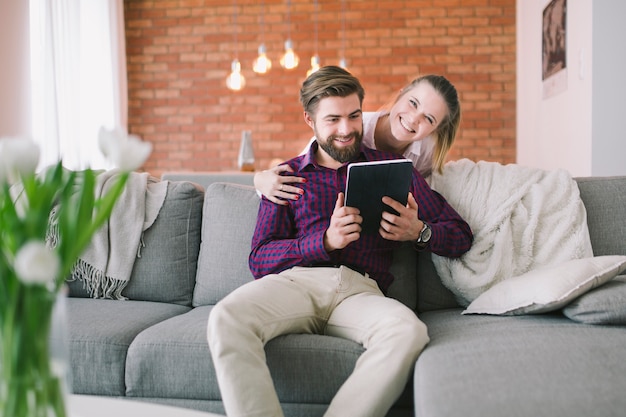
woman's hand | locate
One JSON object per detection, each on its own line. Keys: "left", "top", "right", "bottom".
{"left": 253, "top": 164, "right": 306, "bottom": 205}
{"left": 379, "top": 193, "right": 423, "bottom": 242}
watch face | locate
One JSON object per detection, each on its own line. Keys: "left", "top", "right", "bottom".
{"left": 421, "top": 225, "right": 432, "bottom": 242}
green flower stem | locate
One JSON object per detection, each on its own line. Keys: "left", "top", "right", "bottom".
{"left": 1, "top": 274, "right": 67, "bottom": 417}
{"left": 1, "top": 162, "right": 131, "bottom": 417}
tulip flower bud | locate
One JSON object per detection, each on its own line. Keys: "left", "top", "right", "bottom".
{"left": 0, "top": 137, "right": 40, "bottom": 184}
{"left": 14, "top": 240, "right": 60, "bottom": 286}
{"left": 98, "top": 127, "right": 152, "bottom": 172}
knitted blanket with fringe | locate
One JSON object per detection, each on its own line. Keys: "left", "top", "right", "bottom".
{"left": 53, "top": 170, "right": 168, "bottom": 299}
{"left": 429, "top": 159, "right": 593, "bottom": 306}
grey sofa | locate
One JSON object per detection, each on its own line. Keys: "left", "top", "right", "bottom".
{"left": 66, "top": 174, "right": 626, "bottom": 417}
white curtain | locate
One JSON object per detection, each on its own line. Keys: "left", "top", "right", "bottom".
{"left": 30, "top": 0, "right": 127, "bottom": 170}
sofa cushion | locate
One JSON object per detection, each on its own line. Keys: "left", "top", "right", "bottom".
{"left": 68, "top": 181, "right": 204, "bottom": 306}
{"left": 193, "top": 183, "right": 259, "bottom": 306}
{"left": 125, "top": 181, "right": 204, "bottom": 305}
{"left": 416, "top": 251, "right": 460, "bottom": 312}
{"left": 126, "top": 306, "right": 415, "bottom": 411}
{"left": 575, "top": 176, "right": 626, "bottom": 256}
{"left": 563, "top": 275, "right": 626, "bottom": 324}
{"left": 385, "top": 243, "right": 417, "bottom": 309}
{"left": 416, "top": 309, "right": 626, "bottom": 417}
{"left": 125, "top": 306, "right": 219, "bottom": 400}
{"left": 126, "top": 306, "right": 367, "bottom": 403}
{"left": 67, "top": 298, "right": 190, "bottom": 396}
{"left": 161, "top": 171, "right": 255, "bottom": 189}
{"left": 463, "top": 255, "right": 626, "bottom": 315}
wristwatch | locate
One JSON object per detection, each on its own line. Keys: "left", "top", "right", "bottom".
{"left": 414, "top": 222, "right": 432, "bottom": 250}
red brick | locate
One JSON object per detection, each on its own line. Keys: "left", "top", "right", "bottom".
{"left": 126, "top": 0, "right": 516, "bottom": 176}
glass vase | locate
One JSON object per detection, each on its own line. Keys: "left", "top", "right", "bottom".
{"left": 238, "top": 130, "right": 256, "bottom": 172}
{"left": 0, "top": 278, "right": 69, "bottom": 417}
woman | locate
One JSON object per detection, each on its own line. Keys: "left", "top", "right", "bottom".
{"left": 255, "top": 74, "right": 461, "bottom": 205}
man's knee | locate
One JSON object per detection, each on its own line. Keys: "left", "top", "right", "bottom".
{"left": 379, "top": 313, "right": 429, "bottom": 354}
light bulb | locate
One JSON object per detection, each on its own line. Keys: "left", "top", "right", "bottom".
{"left": 307, "top": 55, "right": 320, "bottom": 77}
{"left": 253, "top": 44, "right": 272, "bottom": 74}
{"left": 339, "top": 57, "right": 348, "bottom": 69}
{"left": 226, "top": 59, "right": 246, "bottom": 91}
{"left": 280, "top": 39, "right": 299, "bottom": 70}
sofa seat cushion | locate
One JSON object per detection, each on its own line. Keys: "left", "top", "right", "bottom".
{"left": 125, "top": 306, "right": 413, "bottom": 409}
{"left": 125, "top": 306, "right": 364, "bottom": 402}
{"left": 125, "top": 306, "right": 219, "bottom": 400}
{"left": 67, "top": 298, "right": 191, "bottom": 396}
{"left": 415, "top": 309, "right": 626, "bottom": 417}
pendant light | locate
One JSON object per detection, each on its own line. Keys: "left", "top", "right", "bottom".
{"left": 253, "top": 0, "right": 272, "bottom": 74}
{"left": 307, "top": 0, "right": 320, "bottom": 76}
{"left": 226, "top": 0, "right": 245, "bottom": 91}
{"left": 280, "top": 0, "right": 299, "bottom": 70}
{"left": 226, "top": 60, "right": 245, "bottom": 91}
{"left": 339, "top": 0, "right": 348, "bottom": 69}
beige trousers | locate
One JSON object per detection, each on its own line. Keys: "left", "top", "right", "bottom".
{"left": 207, "top": 266, "right": 429, "bottom": 417}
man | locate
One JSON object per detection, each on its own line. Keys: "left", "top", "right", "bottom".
{"left": 207, "top": 66, "right": 472, "bottom": 417}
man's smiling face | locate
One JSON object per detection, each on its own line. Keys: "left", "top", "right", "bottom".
{"left": 305, "top": 93, "right": 364, "bottom": 164}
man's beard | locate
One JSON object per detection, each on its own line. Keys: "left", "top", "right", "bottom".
{"left": 316, "top": 129, "right": 363, "bottom": 163}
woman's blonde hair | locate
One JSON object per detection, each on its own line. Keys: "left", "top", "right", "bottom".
{"left": 385, "top": 75, "right": 461, "bottom": 174}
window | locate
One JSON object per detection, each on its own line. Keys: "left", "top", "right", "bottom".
{"left": 29, "top": 0, "right": 127, "bottom": 170}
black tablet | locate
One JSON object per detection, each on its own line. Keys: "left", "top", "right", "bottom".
{"left": 344, "top": 159, "right": 413, "bottom": 235}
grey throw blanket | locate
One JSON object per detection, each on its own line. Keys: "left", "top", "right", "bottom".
{"left": 57, "top": 170, "right": 168, "bottom": 299}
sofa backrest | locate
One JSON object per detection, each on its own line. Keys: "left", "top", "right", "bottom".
{"left": 161, "top": 171, "right": 254, "bottom": 190}
{"left": 575, "top": 176, "right": 626, "bottom": 257}
{"left": 67, "top": 180, "right": 204, "bottom": 306}
{"left": 192, "top": 183, "right": 259, "bottom": 306}
{"left": 414, "top": 175, "right": 626, "bottom": 313}
{"left": 192, "top": 182, "right": 419, "bottom": 310}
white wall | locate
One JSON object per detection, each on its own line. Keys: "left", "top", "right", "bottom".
{"left": 591, "top": 1, "right": 626, "bottom": 176}
{"left": 517, "top": 0, "right": 626, "bottom": 176}
{"left": 0, "top": 1, "right": 31, "bottom": 138}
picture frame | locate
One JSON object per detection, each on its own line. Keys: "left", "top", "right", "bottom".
{"left": 542, "top": 0, "right": 567, "bottom": 99}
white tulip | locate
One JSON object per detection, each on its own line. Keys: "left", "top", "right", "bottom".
{"left": 98, "top": 127, "right": 152, "bottom": 172}
{"left": 14, "top": 240, "right": 60, "bottom": 286}
{"left": 0, "top": 137, "right": 40, "bottom": 184}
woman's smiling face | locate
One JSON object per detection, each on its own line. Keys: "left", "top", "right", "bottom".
{"left": 388, "top": 81, "right": 448, "bottom": 144}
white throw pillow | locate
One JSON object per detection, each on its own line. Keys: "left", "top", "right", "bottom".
{"left": 463, "top": 256, "right": 626, "bottom": 315}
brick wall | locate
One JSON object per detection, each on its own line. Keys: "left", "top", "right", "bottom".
{"left": 124, "top": 0, "right": 516, "bottom": 176}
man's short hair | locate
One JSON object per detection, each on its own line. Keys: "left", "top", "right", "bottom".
{"left": 299, "top": 66, "right": 365, "bottom": 117}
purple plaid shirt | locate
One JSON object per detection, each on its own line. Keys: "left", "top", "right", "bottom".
{"left": 249, "top": 142, "right": 472, "bottom": 292}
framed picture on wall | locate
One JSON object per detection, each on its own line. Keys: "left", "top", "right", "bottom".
{"left": 542, "top": 0, "right": 567, "bottom": 99}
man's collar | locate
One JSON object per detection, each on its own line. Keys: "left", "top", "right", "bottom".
{"left": 298, "top": 140, "right": 317, "bottom": 170}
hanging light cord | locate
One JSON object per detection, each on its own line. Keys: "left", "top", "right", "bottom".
{"left": 314, "top": 0, "right": 319, "bottom": 55}
{"left": 286, "top": 0, "right": 292, "bottom": 41}
{"left": 341, "top": 0, "right": 346, "bottom": 63}
{"left": 233, "top": 0, "right": 238, "bottom": 59}
{"left": 260, "top": 0, "right": 265, "bottom": 43}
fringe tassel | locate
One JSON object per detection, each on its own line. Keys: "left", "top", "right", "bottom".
{"left": 137, "top": 233, "right": 146, "bottom": 258}
{"left": 46, "top": 206, "right": 60, "bottom": 249}
{"left": 46, "top": 207, "right": 132, "bottom": 300}
{"left": 70, "top": 258, "right": 129, "bottom": 300}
